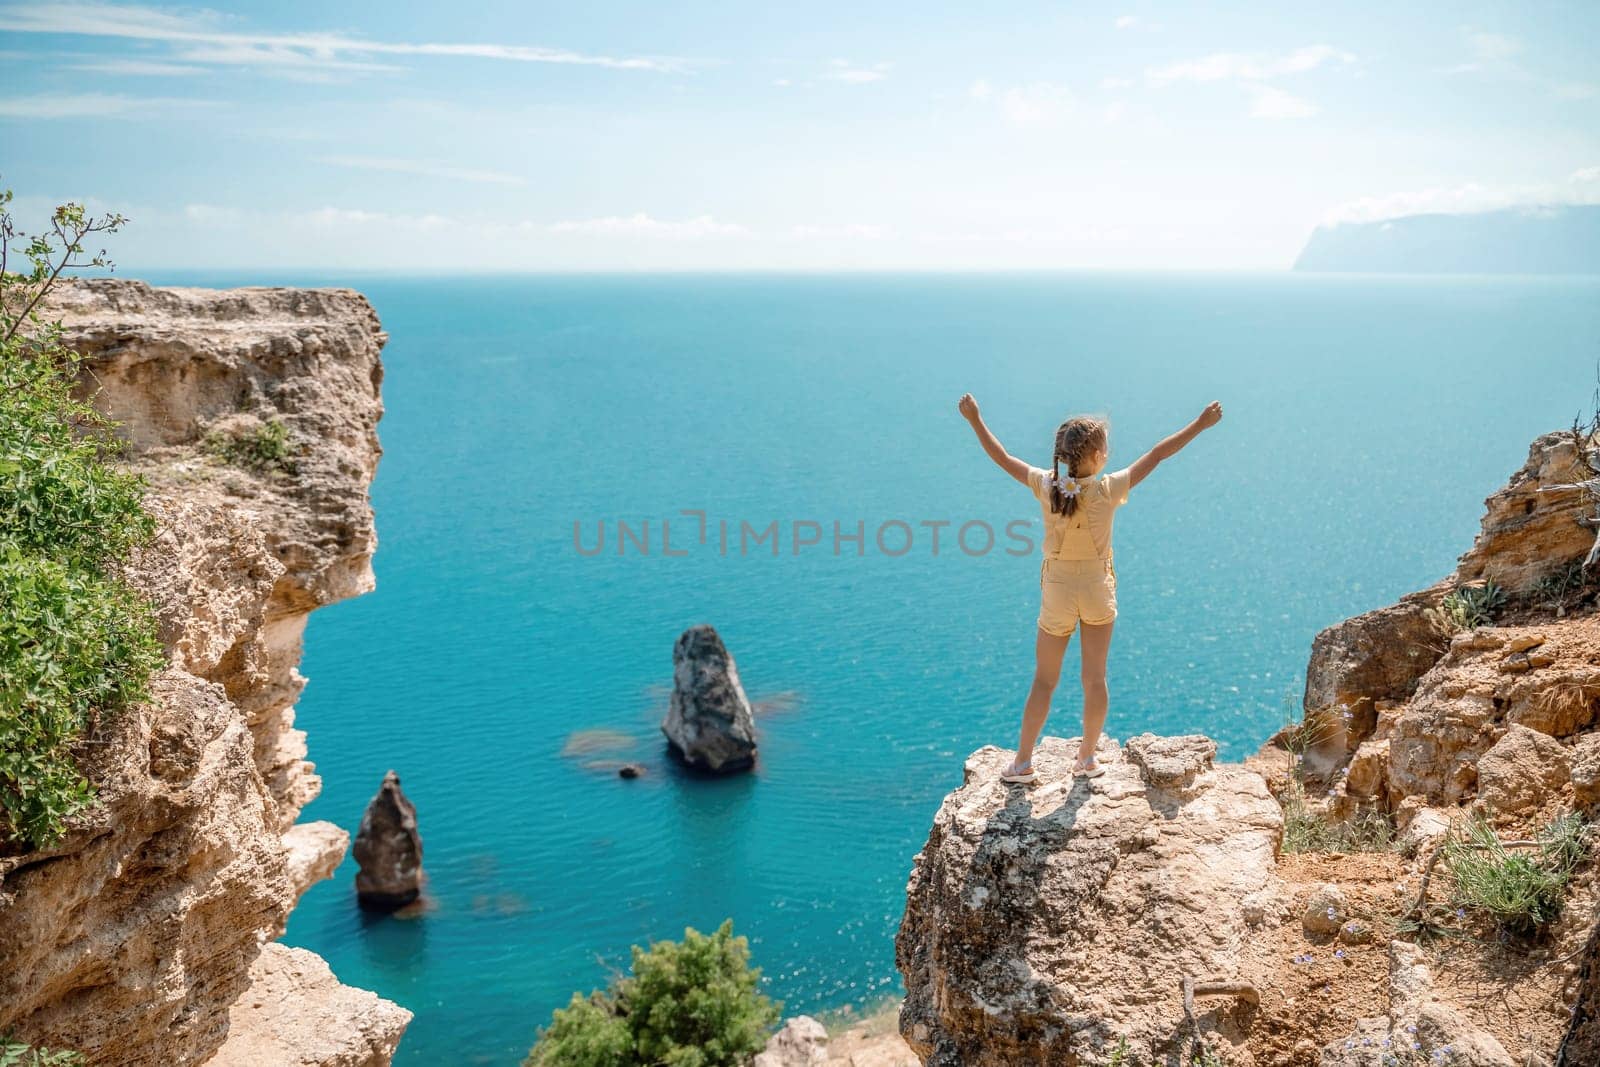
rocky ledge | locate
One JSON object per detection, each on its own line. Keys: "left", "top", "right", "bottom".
{"left": 0, "top": 280, "right": 408, "bottom": 1065}
{"left": 898, "top": 428, "right": 1600, "bottom": 1066}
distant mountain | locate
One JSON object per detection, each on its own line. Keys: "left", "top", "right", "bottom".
{"left": 1294, "top": 203, "right": 1600, "bottom": 274}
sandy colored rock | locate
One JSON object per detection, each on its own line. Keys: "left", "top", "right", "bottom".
{"left": 284, "top": 821, "right": 351, "bottom": 900}
{"left": 1454, "top": 431, "right": 1598, "bottom": 593}
{"left": 0, "top": 281, "right": 404, "bottom": 1065}
{"left": 896, "top": 736, "right": 1282, "bottom": 1065}
{"left": 207, "top": 944, "right": 412, "bottom": 1067}
{"left": 1570, "top": 734, "right": 1600, "bottom": 810}
{"left": 1301, "top": 883, "right": 1347, "bottom": 935}
{"left": 756, "top": 1016, "right": 829, "bottom": 1067}
{"left": 1477, "top": 724, "right": 1570, "bottom": 817}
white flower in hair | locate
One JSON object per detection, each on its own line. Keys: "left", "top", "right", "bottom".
{"left": 1054, "top": 473, "right": 1081, "bottom": 498}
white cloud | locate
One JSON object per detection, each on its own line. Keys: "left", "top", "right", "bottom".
{"left": 0, "top": 91, "right": 213, "bottom": 117}
{"left": 1466, "top": 31, "right": 1522, "bottom": 63}
{"left": 971, "top": 81, "right": 1076, "bottom": 127}
{"left": 69, "top": 57, "right": 205, "bottom": 75}
{"left": 1115, "top": 15, "right": 1139, "bottom": 30}
{"left": 1323, "top": 166, "right": 1600, "bottom": 224}
{"left": 789, "top": 223, "right": 888, "bottom": 240}
{"left": 546, "top": 213, "right": 752, "bottom": 239}
{"left": 1249, "top": 86, "right": 1317, "bottom": 120}
{"left": 824, "top": 59, "right": 889, "bottom": 84}
{"left": 1099, "top": 76, "right": 1134, "bottom": 90}
{"left": 1147, "top": 44, "right": 1355, "bottom": 86}
{"left": 0, "top": 2, "right": 682, "bottom": 77}
{"left": 317, "top": 155, "right": 525, "bottom": 186}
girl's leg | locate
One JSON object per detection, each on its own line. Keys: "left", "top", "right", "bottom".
{"left": 1013, "top": 627, "right": 1072, "bottom": 770}
{"left": 1076, "top": 620, "right": 1115, "bottom": 763}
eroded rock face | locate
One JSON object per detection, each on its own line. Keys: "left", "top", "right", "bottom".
{"left": 0, "top": 280, "right": 406, "bottom": 1065}
{"left": 662, "top": 624, "right": 758, "bottom": 773}
{"left": 1455, "top": 431, "right": 1597, "bottom": 593}
{"left": 755, "top": 1016, "right": 829, "bottom": 1067}
{"left": 353, "top": 771, "right": 424, "bottom": 911}
{"left": 896, "top": 737, "right": 1282, "bottom": 1066}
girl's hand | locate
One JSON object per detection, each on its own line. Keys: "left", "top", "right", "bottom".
{"left": 958, "top": 393, "right": 980, "bottom": 422}
{"left": 1197, "top": 401, "right": 1223, "bottom": 429}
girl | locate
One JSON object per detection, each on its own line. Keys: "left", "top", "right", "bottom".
{"left": 957, "top": 394, "right": 1223, "bottom": 783}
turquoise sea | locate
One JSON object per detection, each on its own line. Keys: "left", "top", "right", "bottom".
{"left": 146, "top": 271, "right": 1600, "bottom": 1064}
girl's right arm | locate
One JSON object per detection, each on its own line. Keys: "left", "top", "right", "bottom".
{"left": 958, "top": 393, "right": 1031, "bottom": 487}
{"left": 1126, "top": 401, "right": 1223, "bottom": 490}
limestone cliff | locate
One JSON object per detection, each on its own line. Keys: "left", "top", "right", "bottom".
{"left": 898, "top": 428, "right": 1600, "bottom": 1066}
{"left": 0, "top": 280, "right": 410, "bottom": 1066}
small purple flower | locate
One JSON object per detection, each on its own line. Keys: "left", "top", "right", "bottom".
{"left": 1334, "top": 948, "right": 1346, "bottom": 960}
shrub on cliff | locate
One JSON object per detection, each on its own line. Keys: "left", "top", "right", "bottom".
{"left": 526, "top": 920, "right": 781, "bottom": 1067}
{"left": 0, "top": 189, "right": 163, "bottom": 849}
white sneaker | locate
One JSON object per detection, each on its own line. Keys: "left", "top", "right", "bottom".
{"left": 1072, "top": 757, "right": 1105, "bottom": 779}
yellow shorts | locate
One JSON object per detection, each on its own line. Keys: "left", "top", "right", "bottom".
{"left": 1038, "top": 557, "right": 1117, "bottom": 637}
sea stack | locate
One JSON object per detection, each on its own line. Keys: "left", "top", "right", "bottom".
{"left": 353, "top": 770, "right": 424, "bottom": 911}
{"left": 662, "top": 624, "right": 758, "bottom": 773}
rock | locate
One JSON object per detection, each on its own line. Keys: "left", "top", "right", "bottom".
{"left": 208, "top": 944, "right": 412, "bottom": 1067}
{"left": 1302, "top": 588, "right": 1447, "bottom": 725}
{"left": 1397, "top": 805, "right": 1454, "bottom": 857}
{"left": 896, "top": 736, "right": 1282, "bottom": 1065}
{"left": 353, "top": 771, "right": 424, "bottom": 911}
{"left": 754, "top": 1015, "right": 829, "bottom": 1067}
{"left": 1345, "top": 739, "right": 1388, "bottom": 800}
{"left": 1509, "top": 633, "right": 1548, "bottom": 653}
{"left": 1572, "top": 735, "right": 1600, "bottom": 810}
{"left": 1477, "top": 725, "right": 1570, "bottom": 817}
{"left": 1455, "top": 431, "right": 1600, "bottom": 594}
{"left": 284, "top": 821, "right": 351, "bottom": 901}
{"left": 618, "top": 763, "right": 646, "bottom": 779}
{"left": 1302, "top": 884, "right": 1348, "bottom": 936}
{"left": 1338, "top": 920, "right": 1375, "bottom": 945}
{"left": 662, "top": 625, "right": 758, "bottom": 773}
{"left": 0, "top": 281, "right": 404, "bottom": 1066}
{"left": 1124, "top": 733, "right": 1215, "bottom": 796}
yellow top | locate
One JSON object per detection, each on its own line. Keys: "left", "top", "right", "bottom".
{"left": 1025, "top": 465, "right": 1133, "bottom": 561}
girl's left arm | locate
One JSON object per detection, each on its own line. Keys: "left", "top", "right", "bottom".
{"left": 958, "top": 393, "right": 1031, "bottom": 487}
{"left": 1126, "top": 401, "right": 1223, "bottom": 489}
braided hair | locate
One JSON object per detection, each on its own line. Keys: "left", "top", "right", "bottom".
{"left": 1049, "top": 416, "right": 1109, "bottom": 517}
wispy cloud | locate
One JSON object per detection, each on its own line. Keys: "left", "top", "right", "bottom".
{"left": 1324, "top": 165, "right": 1600, "bottom": 224}
{"left": 1142, "top": 44, "right": 1354, "bottom": 120}
{"left": 0, "top": 2, "right": 684, "bottom": 77}
{"left": 824, "top": 59, "right": 889, "bottom": 84}
{"left": 0, "top": 91, "right": 214, "bottom": 118}
{"left": 69, "top": 57, "right": 206, "bottom": 75}
{"left": 1146, "top": 44, "right": 1355, "bottom": 86}
{"left": 546, "top": 214, "right": 752, "bottom": 239}
{"left": 969, "top": 79, "right": 1075, "bottom": 127}
{"left": 789, "top": 223, "right": 888, "bottom": 240}
{"left": 317, "top": 155, "right": 525, "bottom": 186}
{"left": 1114, "top": 15, "right": 1160, "bottom": 31}
{"left": 1248, "top": 85, "right": 1317, "bottom": 120}
{"left": 1447, "top": 26, "right": 1596, "bottom": 102}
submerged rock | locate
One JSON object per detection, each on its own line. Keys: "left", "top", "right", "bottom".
{"left": 662, "top": 625, "right": 758, "bottom": 773}
{"left": 353, "top": 771, "right": 424, "bottom": 911}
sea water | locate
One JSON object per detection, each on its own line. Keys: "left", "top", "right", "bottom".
{"left": 142, "top": 271, "right": 1600, "bottom": 1064}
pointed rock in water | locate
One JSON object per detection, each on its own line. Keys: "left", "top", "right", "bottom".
{"left": 353, "top": 770, "right": 424, "bottom": 911}
{"left": 662, "top": 624, "right": 758, "bottom": 773}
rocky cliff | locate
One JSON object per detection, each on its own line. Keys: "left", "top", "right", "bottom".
{"left": 0, "top": 280, "right": 410, "bottom": 1065}
{"left": 898, "top": 429, "right": 1600, "bottom": 1066}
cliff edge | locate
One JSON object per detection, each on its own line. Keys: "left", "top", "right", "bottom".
{"left": 0, "top": 280, "right": 410, "bottom": 1066}
{"left": 898, "top": 428, "right": 1600, "bottom": 1066}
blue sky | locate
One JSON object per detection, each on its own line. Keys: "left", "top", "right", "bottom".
{"left": 2, "top": 1, "right": 1597, "bottom": 270}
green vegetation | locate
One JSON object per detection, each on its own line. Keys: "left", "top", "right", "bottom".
{"left": 0, "top": 189, "right": 163, "bottom": 849}
{"left": 203, "top": 417, "right": 298, "bottom": 475}
{"left": 1426, "top": 579, "right": 1506, "bottom": 636}
{"left": 526, "top": 920, "right": 781, "bottom": 1067}
{"left": 1445, "top": 812, "right": 1588, "bottom": 936}
{"left": 0, "top": 1035, "right": 85, "bottom": 1066}
{"left": 1276, "top": 702, "right": 1395, "bottom": 855}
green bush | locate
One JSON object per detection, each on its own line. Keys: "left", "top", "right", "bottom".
{"left": 0, "top": 1034, "right": 85, "bottom": 1066}
{"left": 203, "top": 418, "right": 298, "bottom": 474}
{"left": 1445, "top": 812, "right": 1588, "bottom": 936}
{"left": 1427, "top": 580, "right": 1505, "bottom": 635}
{"left": 0, "top": 189, "right": 163, "bottom": 849}
{"left": 526, "top": 920, "right": 781, "bottom": 1067}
